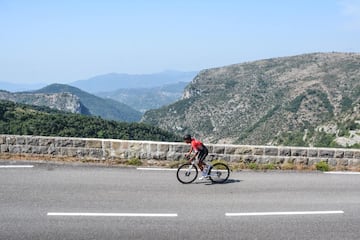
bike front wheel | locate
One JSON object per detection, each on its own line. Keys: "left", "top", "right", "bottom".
{"left": 208, "top": 162, "right": 230, "bottom": 183}
{"left": 177, "top": 163, "right": 198, "bottom": 184}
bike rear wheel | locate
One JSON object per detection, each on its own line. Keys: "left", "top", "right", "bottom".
{"left": 208, "top": 162, "right": 230, "bottom": 183}
{"left": 177, "top": 163, "right": 198, "bottom": 184}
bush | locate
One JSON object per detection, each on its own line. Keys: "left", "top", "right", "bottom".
{"left": 286, "top": 95, "right": 306, "bottom": 113}
{"left": 260, "top": 163, "right": 276, "bottom": 170}
{"left": 314, "top": 132, "right": 336, "bottom": 148}
{"left": 126, "top": 158, "right": 143, "bottom": 166}
{"left": 315, "top": 161, "right": 330, "bottom": 171}
{"left": 248, "top": 162, "right": 259, "bottom": 170}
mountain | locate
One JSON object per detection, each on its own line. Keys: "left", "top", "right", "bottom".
{"left": 97, "top": 82, "right": 189, "bottom": 113}
{"left": 33, "top": 84, "right": 142, "bottom": 122}
{"left": 70, "top": 70, "right": 198, "bottom": 93}
{"left": 141, "top": 52, "right": 360, "bottom": 147}
{"left": 0, "top": 100, "right": 180, "bottom": 142}
{"left": 0, "top": 90, "right": 90, "bottom": 115}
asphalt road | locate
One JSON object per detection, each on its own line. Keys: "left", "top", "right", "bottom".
{"left": 0, "top": 161, "right": 360, "bottom": 240}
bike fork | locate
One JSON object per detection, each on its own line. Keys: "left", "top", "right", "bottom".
{"left": 185, "top": 164, "right": 194, "bottom": 176}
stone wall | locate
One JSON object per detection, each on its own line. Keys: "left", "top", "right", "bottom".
{"left": 1, "top": 134, "right": 360, "bottom": 169}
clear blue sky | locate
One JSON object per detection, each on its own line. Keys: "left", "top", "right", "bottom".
{"left": 1, "top": 0, "right": 360, "bottom": 84}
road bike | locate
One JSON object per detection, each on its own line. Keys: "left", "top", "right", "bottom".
{"left": 176, "top": 160, "right": 230, "bottom": 184}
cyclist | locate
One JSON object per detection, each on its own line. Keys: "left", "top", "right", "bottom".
{"left": 183, "top": 134, "right": 209, "bottom": 180}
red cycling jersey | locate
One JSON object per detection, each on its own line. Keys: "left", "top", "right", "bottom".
{"left": 191, "top": 138, "right": 204, "bottom": 152}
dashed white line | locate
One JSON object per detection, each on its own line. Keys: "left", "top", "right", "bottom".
{"left": 47, "top": 212, "right": 178, "bottom": 217}
{"left": 225, "top": 210, "right": 344, "bottom": 217}
{"left": 325, "top": 171, "right": 360, "bottom": 175}
{"left": 0, "top": 165, "right": 34, "bottom": 168}
{"left": 48, "top": 211, "right": 343, "bottom": 218}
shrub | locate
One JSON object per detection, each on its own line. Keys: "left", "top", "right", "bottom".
{"left": 260, "top": 163, "right": 276, "bottom": 170}
{"left": 126, "top": 158, "right": 143, "bottom": 166}
{"left": 315, "top": 161, "right": 330, "bottom": 172}
{"left": 248, "top": 162, "right": 259, "bottom": 170}
{"left": 286, "top": 94, "right": 306, "bottom": 113}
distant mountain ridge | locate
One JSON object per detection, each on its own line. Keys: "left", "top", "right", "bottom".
{"left": 0, "top": 71, "right": 197, "bottom": 115}
{"left": 142, "top": 52, "right": 360, "bottom": 147}
{"left": 97, "top": 82, "right": 189, "bottom": 112}
{"left": 70, "top": 70, "right": 198, "bottom": 93}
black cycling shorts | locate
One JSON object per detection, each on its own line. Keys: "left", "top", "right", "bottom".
{"left": 197, "top": 146, "right": 208, "bottom": 162}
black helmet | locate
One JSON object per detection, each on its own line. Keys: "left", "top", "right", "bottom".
{"left": 183, "top": 134, "right": 192, "bottom": 141}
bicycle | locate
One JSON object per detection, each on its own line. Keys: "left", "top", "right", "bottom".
{"left": 176, "top": 160, "right": 230, "bottom": 184}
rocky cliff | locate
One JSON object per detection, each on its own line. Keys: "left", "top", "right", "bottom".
{"left": 0, "top": 91, "right": 89, "bottom": 114}
{"left": 142, "top": 52, "right": 360, "bottom": 146}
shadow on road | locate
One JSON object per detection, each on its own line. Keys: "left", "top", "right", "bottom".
{"left": 222, "top": 178, "right": 242, "bottom": 184}
{"left": 194, "top": 178, "right": 242, "bottom": 185}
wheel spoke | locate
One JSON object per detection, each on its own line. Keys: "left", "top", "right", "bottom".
{"left": 177, "top": 164, "right": 198, "bottom": 184}
{"left": 209, "top": 163, "right": 230, "bottom": 183}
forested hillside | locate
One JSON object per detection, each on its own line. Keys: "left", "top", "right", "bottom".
{"left": 0, "top": 100, "right": 180, "bottom": 142}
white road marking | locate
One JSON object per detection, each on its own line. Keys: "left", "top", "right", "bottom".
{"left": 0, "top": 165, "right": 34, "bottom": 168}
{"left": 47, "top": 212, "right": 178, "bottom": 217}
{"left": 325, "top": 171, "right": 360, "bottom": 175}
{"left": 225, "top": 210, "right": 344, "bottom": 217}
{"left": 137, "top": 167, "right": 177, "bottom": 171}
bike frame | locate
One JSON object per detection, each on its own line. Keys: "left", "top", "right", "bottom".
{"left": 186, "top": 161, "right": 225, "bottom": 177}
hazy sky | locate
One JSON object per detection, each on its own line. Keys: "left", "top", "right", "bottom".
{"left": 1, "top": 0, "right": 360, "bottom": 84}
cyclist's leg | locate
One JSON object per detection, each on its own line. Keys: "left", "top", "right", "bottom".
{"left": 197, "top": 148, "right": 209, "bottom": 171}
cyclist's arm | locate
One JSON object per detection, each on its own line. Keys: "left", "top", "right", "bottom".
{"left": 185, "top": 147, "right": 193, "bottom": 158}
{"left": 188, "top": 151, "right": 199, "bottom": 162}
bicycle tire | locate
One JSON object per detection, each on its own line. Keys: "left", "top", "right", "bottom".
{"left": 209, "top": 162, "right": 230, "bottom": 183}
{"left": 176, "top": 163, "right": 198, "bottom": 184}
